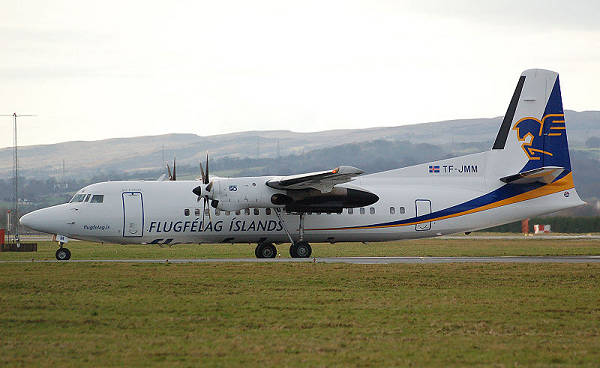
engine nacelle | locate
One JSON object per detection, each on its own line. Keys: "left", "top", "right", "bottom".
{"left": 274, "top": 186, "right": 379, "bottom": 213}
{"left": 208, "top": 177, "right": 285, "bottom": 212}
{"left": 197, "top": 177, "right": 379, "bottom": 213}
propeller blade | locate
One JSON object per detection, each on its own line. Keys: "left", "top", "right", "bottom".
{"left": 201, "top": 197, "right": 206, "bottom": 226}
{"left": 201, "top": 196, "right": 212, "bottom": 225}
{"left": 172, "top": 158, "right": 176, "bottom": 181}
{"left": 205, "top": 153, "right": 209, "bottom": 184}
{"left": 206, "top": 198, "right": 212, "bottom": 222}
{"left": 167, "top": 164, "right": 173, "bottom": 181}
{"left": 199, "top": 162, "right": 206, "bottom": 184}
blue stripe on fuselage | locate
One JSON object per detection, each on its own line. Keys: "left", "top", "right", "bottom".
{"left": 330, "top": 181, "right": 546, "bottom": 230}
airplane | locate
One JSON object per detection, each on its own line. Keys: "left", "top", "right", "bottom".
{"left": 20, "top": 69, "right": 585, "bottom": 260}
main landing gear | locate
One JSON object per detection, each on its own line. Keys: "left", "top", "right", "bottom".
{"left": 55, "top": 243, "right": 71, "bottom": 261}
{"left": 253, "top": 241, "right": 312, "bottom": 259}
{"left": 253, "top": 210, "right": 311, "bottom": 259}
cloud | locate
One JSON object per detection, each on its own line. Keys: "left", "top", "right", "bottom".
{"left": 0, "top": 0, "right": 599, "bottom": 148}
{"left": 403, "top": 0, "right": 600, "bottom": 31}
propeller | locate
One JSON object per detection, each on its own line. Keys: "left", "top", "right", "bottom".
{"left": 166, "top": 158, "right": 176, "bottom": 181}
{"left": 193, "top": 153, "right": 213, "bottom": 225}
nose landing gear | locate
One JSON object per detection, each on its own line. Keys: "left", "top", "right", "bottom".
{"left": 55, "top": 243, "right": 71, "bottom": 261}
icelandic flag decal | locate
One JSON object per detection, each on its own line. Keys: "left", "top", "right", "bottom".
{"left": 429, "top": 165, "right": 440, "bottom": 173}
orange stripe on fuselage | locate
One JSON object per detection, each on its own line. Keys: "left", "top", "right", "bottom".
{"left": 309, "top": 173, "right": 574, "bottom": 231}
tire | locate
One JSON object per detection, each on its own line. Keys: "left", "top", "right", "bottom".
{"left": 255, "top": 244, "right": 261, "bottom": 258}
{"left": 295, "top": 241, "right": 312, "bottom": 258}
{"left": 256, "top": 243, "right": 276, "bottom": 258}
{"left": 289, "top": 243, "right": 298, "bottom": 258}
{"left": 56, "top": 248, "right": 71, "bottom": 261}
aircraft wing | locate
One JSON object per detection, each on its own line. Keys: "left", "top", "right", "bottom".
{"left": 266, "top": 166, "right": 364, "bottom": 193}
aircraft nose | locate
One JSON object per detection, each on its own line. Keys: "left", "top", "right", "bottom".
{"left": 20, "top": 210, "right": 45, "bottom": 231}
{"left": 20, "top": 205, "right": 69, "bottom": 234}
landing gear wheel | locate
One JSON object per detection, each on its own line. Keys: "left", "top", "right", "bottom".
{"left": 295, "top": 241, "right": 312, "bottom": 258}
{"left": 255, "top": 242, "right": 277, "bottom": 259}
{"left": 255, "top": 244, "right": 261, "bottom": 258}
{"left": 56, "top": 247, "right": 71, "bottom": 261}
{"left": 289, "top": 243, "right": 298, "bottom": 258}
{"left": 290, "top": 241, "right": 311, "bottom": 258}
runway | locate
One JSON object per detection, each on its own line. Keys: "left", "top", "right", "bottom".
{"left": 11, "top": 234, "right": 600, "bottom": 242}
{"left": 2, "top": 256, "right": 600, "bottom": 264}
{"left": 440, "top": 235, "right": 600, "bottom": 240}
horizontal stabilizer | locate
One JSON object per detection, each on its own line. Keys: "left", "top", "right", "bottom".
{"left": 500, "top": 166, "right": 565, "bottom": 185}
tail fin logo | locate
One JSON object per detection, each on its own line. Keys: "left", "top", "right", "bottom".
{"left": 512, "top": 114, "right": 564, "bottom": 160}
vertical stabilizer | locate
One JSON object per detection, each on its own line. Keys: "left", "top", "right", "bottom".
{"left": 491, "top": 69, "right": 572, "bottom": 177}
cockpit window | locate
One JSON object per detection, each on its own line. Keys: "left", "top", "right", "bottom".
{"left": 70, "top": 194, "right": 86, "bottom": 203}
{"left": 90, "top": 195, "right": 104, "bottom": 203}
{"left": 84, "top": 194, "right": 91, "bottom": 202}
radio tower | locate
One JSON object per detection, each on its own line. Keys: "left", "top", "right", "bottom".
{"left": 1, "top": 113, "right": 35, "bottom": 244}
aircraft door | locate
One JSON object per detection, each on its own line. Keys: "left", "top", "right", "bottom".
{"left": 122, "top": 192, "right": 144, "bottom": 237}
{"left": 415, "top": 199, "right": 431, "bottom": 231}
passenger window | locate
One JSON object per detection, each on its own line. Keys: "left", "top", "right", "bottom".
{"left": 235, "top": 210, "right": 241, "bottom": 215}
{"left": 266, "top": 208, "right": 271, "bottom": 215}
{"left": 399, "top": 207, "right": 405, "bottom": 214}
{"left": 348, "top": 208, "right": 353, "bottom": 214}
{"left": 205, "top": 208, "right": 210, "bottom": 216}
{"left": 225, "top": 211, "right": 231, "bottom": 216}
{"left": 244, "top": 208, "right": 250, "bottom": 215}
{"left": 254, "top": 208, "right": 259, "bottom": 215}
{"left": 184, "top": 209, "right": 190, "bottom": 216}
{"left": 90, "top": 195, "right": 104, "bottom": 203}
{"left": 360, "top": 208, "right": 365, "bottom": 215}
{"left": 215, "top": 209, "right": 220, "bottom": 216}
{"left": 390, "top": 207, "right": 395, "bottom": 215}
{"left": 195, "top": 208, "right": 201, "bottom": 216}
{"left": 370, "top": 207, "right": 375, "bottom": 215}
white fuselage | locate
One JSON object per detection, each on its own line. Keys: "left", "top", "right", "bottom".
{"left": 20, "top": 151, "right": 582, "bottom": 245}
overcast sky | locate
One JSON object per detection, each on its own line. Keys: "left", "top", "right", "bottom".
{"left": 1, "top": 0, "right": 599, "bottom": 148}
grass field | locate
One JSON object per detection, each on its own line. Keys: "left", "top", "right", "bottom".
{"left": 1, "top": 236, "right": 600, "bottom": 261}
{"left": 1, "top": 238, "right": 600, "bottom": 367}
